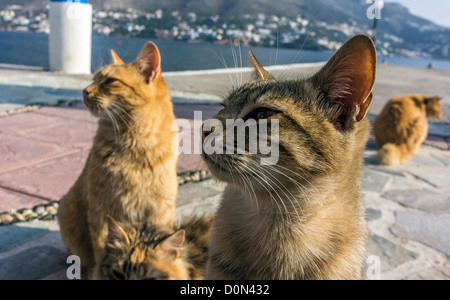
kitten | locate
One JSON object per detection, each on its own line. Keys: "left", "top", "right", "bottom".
{"left": 57, "top": 42, "right": 178, "bottom": 279}
{"left": 202, "top": 35, "right": 376, "bottom": 280}
{"left": 99, "top": 216, "right": 212, "bottom": 280}
{"left": 373, "top": 94, "right": 442, "bottom": 166}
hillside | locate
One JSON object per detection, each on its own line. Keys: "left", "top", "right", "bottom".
{"left": 1, "top": 0, "right": 448, "bottom": 60}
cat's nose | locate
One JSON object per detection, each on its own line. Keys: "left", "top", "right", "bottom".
{"left": 83, "top": 88, "right": 90, "bottom": 100}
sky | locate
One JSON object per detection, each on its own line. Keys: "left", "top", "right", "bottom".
{"left": 385, "top": 0, "right": 450, "bottom": 27}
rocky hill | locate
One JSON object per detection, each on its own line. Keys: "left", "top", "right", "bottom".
{"left": 1, "top": 0, "right": 448, "bottom": 59}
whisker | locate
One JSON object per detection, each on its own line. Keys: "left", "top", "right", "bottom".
{"left": 208, "top": 48, "right": 235, "bottom": 89}
{"left": 104, "top": 108, "right": 120, "bottom": 145}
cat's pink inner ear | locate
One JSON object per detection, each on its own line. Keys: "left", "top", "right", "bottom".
{"left": 106, "top": 216, "right": 129, "bottom": 245}
{"left": 135, "top": 42, "right": 162, "bottom": 83}
{"left": 250, "top": 51, "right": 273, "bottom": 80}
{"left": 161, "top": 230, "right": 185, "bottom": 259}
{"left": 110, "top": 49, "right": 124, "bottom": 65}
{"left": 313, "top": 34, "right": 376, "bottom": 129}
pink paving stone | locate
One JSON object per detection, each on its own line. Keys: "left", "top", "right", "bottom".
{"left": 173, "top": 118, "right": 206, "bottom": 173}
{"left": 0, "top": 111, "right": 67, "bottom": 135}
{"left": 0, "top": 150, "right": 89, "bottom": 202}
{"left": 13, "top": 118, "right": 96, "bottom": 151}
{"left": 177, "top": 153, "right": 206, "bottom": 173}
{"left": 0, "top": 134, "right": 76, "bottom": 173}
{"left": 0, "top": 187, "right": 47, "bottom": 212}
{"left": 174, "top": 105, "right": 222, "bottom": 120}
{"left": 425, "top": 136, "right": 450, "bottom": 150}
{"left": 36, "top": 107, "right": 97, "bottom": 124}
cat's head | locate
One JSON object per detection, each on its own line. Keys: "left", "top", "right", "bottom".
{"left": 424, "top": 96, "right": 442, "bottom": 120}
{"left": 100, "top": 217, "right": 189, "bottom": 280}
{"left": 83, "top": 42, "right": 168, "bottom": 118}
{"left": 201, "top": 35, "right": 376, "bottom": 193}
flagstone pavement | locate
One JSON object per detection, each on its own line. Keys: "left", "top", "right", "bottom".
{"left": 0, "top": 63, "right": 449, "bottom": 280}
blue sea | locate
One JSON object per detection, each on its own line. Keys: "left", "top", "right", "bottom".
{"left": 1, "top": 31, "right": 450, "bottom": 72}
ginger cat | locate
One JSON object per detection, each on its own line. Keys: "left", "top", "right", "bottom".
{"left": 202, "top": 35, "right": 376, "bottom": 280}
{"left": 374, "top": 95, "right": 442, "bottom": 166}
{"left": 57, "top": 42, "right": 178, "bottom": 279}
{"left": 98, "top": 216, "right": 212, "bottom": 280}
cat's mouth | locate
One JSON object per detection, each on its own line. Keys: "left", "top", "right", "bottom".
{"left": 83, "top": 96, "right": 107, "bottom": 115}
{"left": 202, "top": 153, "right": 261, "bottom": 184}
{"left": 202, "top": 154, "right": 231, "bottom": 176}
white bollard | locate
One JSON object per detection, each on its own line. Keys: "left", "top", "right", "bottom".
{"left": 49, "top": 0, "right": 92, "bottom": 74}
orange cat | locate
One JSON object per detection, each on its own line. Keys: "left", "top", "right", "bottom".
{"left": 57, "top": 42, "right": 178, "bottom": 279}
{"left": 374, "top": 94, "right": 442, "bottom": 166}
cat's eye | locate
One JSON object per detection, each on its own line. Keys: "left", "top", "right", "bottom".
{"left": 103, "top": 78, "right": 118, "bottom": 86}
{"left": 244, "top": 108, "right": 279, "bottom": 121}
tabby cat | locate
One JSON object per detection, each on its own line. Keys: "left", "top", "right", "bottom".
{"left": 99, "top": 216, "right": 212, "bottom": 280}
{"left": 57, "top": 42, "right": 178, "bottom": 279}
{"left": 203, "top": 34, "right": 376, "bottom": 280}
{"left": 374, "top": 94, "right": 442, "bottom": 166}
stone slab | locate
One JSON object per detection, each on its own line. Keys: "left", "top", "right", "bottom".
{"left": 365, "top": 234, "right": 418, "bottom": 273}
{"left": 391, "top": 211, "right": 450, "bottom": 257}
{"left": 36, "top": 107, "right": 97, "bottom": 124}
{"left": 383, "top": 189, "right": 450, "bottom": 214}
{"left": 400, "top": 166, "right": 450, "bottom": 188}
{"left": 366, "top": 208, "right": 382, "bottom": 222}
{"left": 176, "top": 179, "right": 226, "bottom": 207}
{"left": 392, "top": 175, "right": 426, "bottom": 188}
{"left": 0, "top": 134, "right": 75, "bottom": 172}
{"left": 0, "top": 223, "right": 49, "bottom": 253}
{"left": 425, "top": 136, "right": 450, "bottom": 150}
{"left": 403, "top": 152, "right": 444, "bottom": 168}
{"left": 431, "top": 152, "right": 450, "bottom": 166}
{"left": 0, "top": 187, "right": 46, "bottom": 213}
{"left": 0, "top": 110, "right": 63, "bottom": 134}
{"left": 12, "top": 117, "right": 96, "bottom": 150}
{"left": 0, "top": 151, "right": 89, "bottom": 202}
{"left": 0, "top": 246, "right": 67, "bottom": 280}
{"left": 362, "top": 170, "right": 391, "bottom": 193}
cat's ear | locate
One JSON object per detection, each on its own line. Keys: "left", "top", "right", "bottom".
{"left": 160, "top": 230, "right": 185, "bottom": 259}
{"left": 312, "top": 34, "right": 376, "bottom": 131}
{"left": 134, "top": 42, "right": 161, "bottom": 84}
{"left": 424, "top": 96, "right": 441, "bottom": 105}
{"left": 110, "top": 49, "right": 124, "bottom": 65}
{"left": 106, "top": 216, "right": 130, "bottom": 246}
{"left": 250, "top": 51, "right": 273, "bottom": 80}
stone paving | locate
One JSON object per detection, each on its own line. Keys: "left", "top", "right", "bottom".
{"left": 0, "top": 64, "right": 449, "bottom": 280}
{"left": 1, "top": 142, "right": 449, "bottom": 280}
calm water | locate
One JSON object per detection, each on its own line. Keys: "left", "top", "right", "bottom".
{"left": 1, "top": 31, "right": 450, "bottom": 72}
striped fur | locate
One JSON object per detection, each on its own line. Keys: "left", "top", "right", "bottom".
{"left": 99, "top": 216, "right": 212, "bottom": 280}
{"left": 204, "top": 35, "right": 376, "bottom": 280}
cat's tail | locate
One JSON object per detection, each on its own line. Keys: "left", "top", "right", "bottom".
{"left": 375, "top": 143, "right": 410, "bottom": 166}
